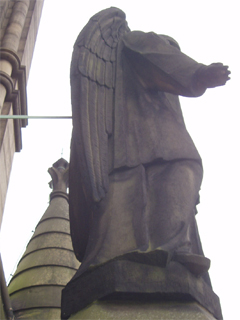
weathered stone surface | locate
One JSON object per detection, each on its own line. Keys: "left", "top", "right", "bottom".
{"left": 70, "top": 300, "right": 217, "bottom": 320}
{"left": 22, "top": 232, "right": 73, "bottom": 254}
{"left": 61, "top": 259, "right": 222, "bottom": 320}
{"left": 69, "top": 8, "right": 230, "bottom": 276}
{"left": 8, "top": 159, "right": 80, "bottom": 319}
{"left": 8, "top": 266, "right": 76, "bottom": 294}
{"left": 13, "top": 308, "right": 60, "bottom": 320}
{"left": 10, "top": 286, "right": 64, "bottom": 310}
{"left": 13, "top": 248, "right": 79, "bottom": 275}
{"left": 66, "top": 7, "right": 229, "bottom": 320}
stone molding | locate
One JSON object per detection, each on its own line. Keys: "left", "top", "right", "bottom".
{"left": 50, "top": 191, "right": 69, "bottom": 203}
{"left": 0, "top": 47, "right": 27, "bottom": 152}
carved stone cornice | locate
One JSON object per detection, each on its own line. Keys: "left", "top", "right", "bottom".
{"left": 0, "top": 47, "right": 28, "bottom": 151}
{"left": 0, "top": 47, "right": 28, "bottom": 124}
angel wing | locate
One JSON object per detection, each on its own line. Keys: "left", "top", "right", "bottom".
{"left": 70, "top": 7, "right": 129, "bottom": 203}
{"left": 69, "top": 8, "right": 129, "bottom": 260}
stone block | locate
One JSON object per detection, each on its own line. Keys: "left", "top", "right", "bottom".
{"left": 70, "top": 300, "right": 217, "bottom": 320}
{"left": 61, "top": 259, "right": 222, "bottom": 319}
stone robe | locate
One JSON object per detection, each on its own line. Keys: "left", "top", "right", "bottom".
{"left": 69, "top": 30, "right": 207, "bottom": 275}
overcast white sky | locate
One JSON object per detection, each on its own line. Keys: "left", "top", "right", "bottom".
{"left": 1, "top": 1, "right": 239, "bottom": 319}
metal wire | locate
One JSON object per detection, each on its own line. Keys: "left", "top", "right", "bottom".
{"left": 0, "top": 115, "right": 72, "bottom": 119}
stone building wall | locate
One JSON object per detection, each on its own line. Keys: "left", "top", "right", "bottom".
{"left": 0, "top": 0, "right": 44, "bottom": 228}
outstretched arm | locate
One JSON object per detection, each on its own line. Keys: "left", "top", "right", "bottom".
{"left": 123, "top": 31, "right": 230, "bottom": 97}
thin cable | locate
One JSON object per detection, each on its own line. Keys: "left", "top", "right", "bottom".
{"left": 0, "top": 115, "right": 72, "bottom": 119}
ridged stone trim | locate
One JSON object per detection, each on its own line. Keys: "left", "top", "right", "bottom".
{"left": 8, "top": 159, "right": 80, "bottom": 319}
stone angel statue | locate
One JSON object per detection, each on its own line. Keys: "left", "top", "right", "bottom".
{"left": 68, "top": 7, "right": 230, "bottom": 279}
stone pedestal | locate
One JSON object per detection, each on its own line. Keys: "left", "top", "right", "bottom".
{"left": 61, "top": 259, "right": 222, "bottom": 320}
{"left": 69, "top": 300, "right": 217, "bottom": 320}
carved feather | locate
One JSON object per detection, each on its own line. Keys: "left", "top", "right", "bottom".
{"left": 71, "top": 7, "right": 129, "bottom": 202}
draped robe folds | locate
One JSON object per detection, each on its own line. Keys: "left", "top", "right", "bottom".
{"left": 69, "top": 30, "right": 207, "bottom": 274}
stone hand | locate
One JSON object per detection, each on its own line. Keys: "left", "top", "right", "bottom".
{"left": 197, "top": 63, "right": 231, "bottom": 88}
